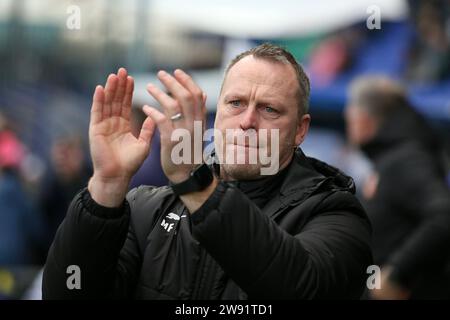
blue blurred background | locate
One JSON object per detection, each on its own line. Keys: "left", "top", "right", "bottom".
{"left": 0, "top": 0, "right": 449, "bottom": 299}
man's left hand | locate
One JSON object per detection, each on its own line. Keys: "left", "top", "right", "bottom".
{"left": 143, "top": 69, "right": 207, "bottom": 184}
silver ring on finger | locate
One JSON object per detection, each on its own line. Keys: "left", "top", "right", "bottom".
{"left": 170, "top": 112, "right": 183, "bottom": 122}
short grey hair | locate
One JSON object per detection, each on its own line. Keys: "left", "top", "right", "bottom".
{"left": 349, "top": 75, "right": 408, "bottom": 121}
{"left": 223, "top": 43, "right": 310, "bottom": 116}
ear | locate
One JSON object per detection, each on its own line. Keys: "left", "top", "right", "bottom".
{"left": 294, "top": 114, "right": 311, "bottom": 146}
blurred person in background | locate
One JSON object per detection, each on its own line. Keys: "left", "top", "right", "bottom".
{"left": 345, "top": 76, "right": 450, "bottom": 299}
{"left": 309, "top": 27, "right": 364, "bottom": 86}
{"left": 406, "top": 0, "right": 450, "bottom": 82}
{"left": 39, "top": 135, "right": 92, "bottom": 251}
{"left": 0, "top": 113, "right": 47, "bottom": 265}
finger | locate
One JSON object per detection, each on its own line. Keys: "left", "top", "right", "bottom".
{"left": 112, "top": 68, "right": 127, "bottom": 116}
{"left": 90, "top": 85, "right": 104, "bottom": 125}
{"left": 202, "top": 92, "right": 207, "bottom": 119}
{"left": 157, "top": 70, "right": 195, "bottom": 122}
{"left": 121, "top": 76, "right": 134, "bottom": 120}
{"left": 146, "top": 83, "right": 181, "bottom": 123}
{"left": 173, "top": 69, "right": 204, "bottom": 121}
{"left": 138, "top": 115, "right": 156, "bottom": 146}
{"left": 142, "top": 105, "right": 172, "bottom": 139}
{"left": 201, "top": 92, "right": 207, "bottom": 131}
{"left": 103, "top": 74, "right": 118, "bottom": 119}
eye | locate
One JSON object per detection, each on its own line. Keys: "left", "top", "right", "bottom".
{"left": 229, "top": 100, "right": 241, "bottom": 107}
{"left": 264, "top": 106, "right": 278, "bottom": 113}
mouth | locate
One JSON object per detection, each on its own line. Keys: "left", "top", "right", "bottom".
{"left": 232, "top": 143, "right": 259, "bottom": 149}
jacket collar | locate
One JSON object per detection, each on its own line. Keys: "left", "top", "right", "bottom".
{"left": 207, "top": 148, "right": 355, "bottom": 218}
{"left": 360, "top": 106, "right": 437, "bottom": 161}
{"left": 264, "top": 148, "right": 355, "bottom": 218}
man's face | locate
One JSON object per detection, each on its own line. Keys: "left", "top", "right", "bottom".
{"left": 214, "top": 56, "right": 310, "bottom": 180}
{"left": 344, "top": 105, "right": 378, "bottom": 147}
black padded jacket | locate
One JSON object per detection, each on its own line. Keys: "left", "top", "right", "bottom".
{"left": 42, "top": 149, "right": 372, "bottom": 299}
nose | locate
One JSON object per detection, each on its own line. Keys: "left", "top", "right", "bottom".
{"left": 239, "top": 106, "right": 258, "bottom": 131}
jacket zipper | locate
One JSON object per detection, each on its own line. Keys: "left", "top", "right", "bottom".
{"left": 191, "top": 248, "right": 219, "bottom": 299}
{"left": 191, "top": 248, "right": 208, "bottom": 299}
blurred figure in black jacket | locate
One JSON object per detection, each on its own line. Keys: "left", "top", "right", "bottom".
{"left": 40, "top": 136, "right": 91, "bottom": 247}
{"left": 345, "top": 76, "right": 450, "bottom": 299}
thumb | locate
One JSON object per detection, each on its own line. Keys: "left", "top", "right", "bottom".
{"left": 202, "top": 92, "right": 207, "bottom": 115}
{"left": 142, "top": 105, "right": 172, "bottom": 139}
{"left": 201, "top": 93, "right": 207, "bottom": 130}
{"left": 138, "top": 114, "right": 156, "bottom": 145}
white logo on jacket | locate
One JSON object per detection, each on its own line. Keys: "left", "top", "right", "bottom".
{"left": 161, "top": 212, "right": 186, "bottom": 233}
{"left": 166, "top": 212, "right": 180, "bottom": 221}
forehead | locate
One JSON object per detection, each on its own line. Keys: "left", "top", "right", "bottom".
{"left": 222, "top": 56, "right": 298, "bottom": 99}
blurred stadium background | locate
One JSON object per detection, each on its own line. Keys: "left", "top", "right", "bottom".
{"left": 0, "top": 0, "right": 449, "bottom": 299}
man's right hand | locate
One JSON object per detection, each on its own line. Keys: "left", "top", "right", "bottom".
{"left": 88, "top": 68, "right": 156, "bottom": 207}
